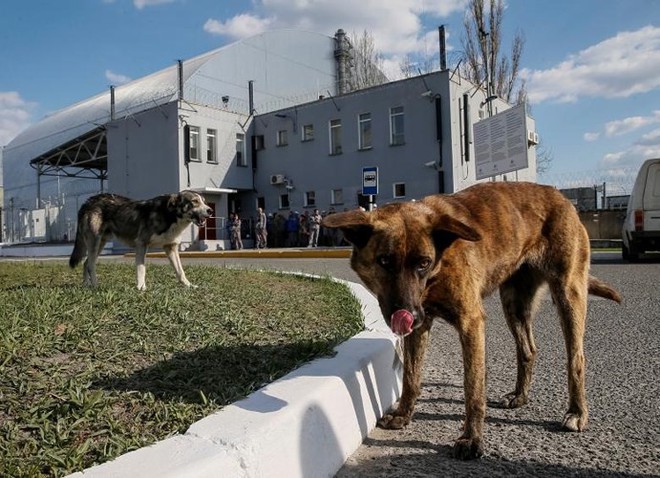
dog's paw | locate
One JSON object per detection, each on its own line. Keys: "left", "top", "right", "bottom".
{"left": 562, "top": 412, "right": 587, "bottom": 432}
{"left": 492, "top": 391, "right": 528, "bottom": 409}
{"left": 453, "top": 436, "right": 484, "bottom": 460}
{"left": 377, "top": 412, "right": 410, "bottom": 430}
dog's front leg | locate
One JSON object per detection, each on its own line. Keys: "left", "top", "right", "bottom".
{"left": 455, "top": 316, "right": 486, "bottom": 460}
{"left": 378, "top": 322, "right": 431, "bottom": 429}
{"left": 163, "top": 244, "right": 193, "bottom": 287}
{"left": 135, "top": 244, "right": 147, "bottom": 290}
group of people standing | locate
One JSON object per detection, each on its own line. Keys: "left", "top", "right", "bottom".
{"left": 227, "top": 208, "right": 343, "bottom": 250}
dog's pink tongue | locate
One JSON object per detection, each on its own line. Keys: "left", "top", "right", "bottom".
{"left": 391, "top": 309, "right": 414, "bottom": 336}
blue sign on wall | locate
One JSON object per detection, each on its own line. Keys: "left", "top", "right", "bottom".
{"left": 362, "top": 166, "right": 378, "bottom": 195}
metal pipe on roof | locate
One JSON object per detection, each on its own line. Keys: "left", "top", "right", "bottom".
{"left": 177, "top": 60, "right": 184, "bottom": 101}
{"left": 110, "top": 86, "right": 115, "bottom": 121}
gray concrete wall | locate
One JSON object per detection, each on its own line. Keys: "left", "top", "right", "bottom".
{"left": 579, "top": 210, "right": 625, "bottom": 240}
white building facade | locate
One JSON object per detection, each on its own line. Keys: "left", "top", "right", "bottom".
{"left": 2, "top": 29, "right": 536, "bottom": 249}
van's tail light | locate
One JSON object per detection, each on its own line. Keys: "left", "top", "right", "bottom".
{"left": 634, "top": 209, "right": 644, "bottom": 231}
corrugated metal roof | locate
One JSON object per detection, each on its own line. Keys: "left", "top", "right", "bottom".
{"left": 5, "top": 29, "right": 336, "bottom": 163}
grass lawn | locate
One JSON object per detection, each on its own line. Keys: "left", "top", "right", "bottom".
{"left": 0, "top": 261, "right": 364, "bottom": 477}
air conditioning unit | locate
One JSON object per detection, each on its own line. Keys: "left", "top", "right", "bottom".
{"left": 270, "top": 174, "right": 286, "bottom": 185}
{"left": 527, "top": 130, "right": 539, "bottom": 145}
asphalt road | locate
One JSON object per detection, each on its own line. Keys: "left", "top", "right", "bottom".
{"left": 172, "top": 251, "right": 659, "bottom": 478}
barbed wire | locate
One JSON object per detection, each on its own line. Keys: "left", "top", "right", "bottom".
{"left": 538, "top": 163, "right": 643, "bottom": 196}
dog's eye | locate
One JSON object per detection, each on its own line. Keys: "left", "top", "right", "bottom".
{"left": 377, "top": 255, "right": 392, "bottom": 269}
{"left": 417, "top": 258, "right": 432, "bottom": 272}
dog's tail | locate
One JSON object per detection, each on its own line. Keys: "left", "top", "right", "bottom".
{"left": 69, "top": 219, "right": 86, "bottom": 269}
{"left": 588, "top": 276, "right": 622, "bottom": 303}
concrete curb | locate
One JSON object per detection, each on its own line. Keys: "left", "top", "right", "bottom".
{"left": 67, "top": 280, "right": 402, "bottom": 478}
{"left": 143, "top": 247, "right": 353, "bottom": 260}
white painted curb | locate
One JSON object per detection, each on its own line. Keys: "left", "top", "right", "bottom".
{"left": 67, "top": 280, "right": 402, "bottom": 478}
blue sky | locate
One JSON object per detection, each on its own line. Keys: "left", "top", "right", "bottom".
{"left": 1, "top": 0, "right": 659, "bottom": 194}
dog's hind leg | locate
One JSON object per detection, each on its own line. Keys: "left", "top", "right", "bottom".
{"left": 549, "top": 273, "right": 589, "bottom": 432}
{"left": 163, "top": 244, "right": 192, "bottom": 287}
{"left": 495, "top": 265, "right": 545, "bottom": 409}
{"left": 378, "top": 320, "right": 431, "bottom": 430}
{"left": 135, "top": 244, "right": 148, "bottom": 290}
{"left": 83, "top": 235, "right": 102, "bottom": 287}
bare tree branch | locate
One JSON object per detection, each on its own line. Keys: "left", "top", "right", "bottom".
{"left": 347, "top": 30, "right": 388, "bottom": 91}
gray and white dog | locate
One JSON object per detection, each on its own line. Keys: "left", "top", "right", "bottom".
{"left": 69, "top": 191, "right": 212, "bottom": 290}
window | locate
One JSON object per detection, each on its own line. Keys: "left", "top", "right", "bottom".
{"left": 279, "top": 193, "right": 290, "bottom": 209}
{"left": 302, "top": 124, "right": 314, "bottom": 142}
{"left": 236, "top": 133, "right": 246, "bottom": 167}
{"left": 358, "top": 113, "right": 372, "bottom": 150}
{"left": 253, "top": 135, "right": 264, "bottom": 151}
{"left": 331, "top": 188, "right": 343, "bottom": 205}
{"left": 394, "top": 182, "right": 406, "bottom": 198}
{"left": 277, "top": 130, "right": 288, "bottom": 147}
{"left": 305, "top": 191, "right": 316, "bottom": 207}
{"left": 206, "top": 128, "right": 217, "bottom": 162}
{"left": 188, "top": 126, "right": 200, "bottom": 161}
{"left": 329, "top": 119, "right": 342, "bottom": 155}
{"left": 390, "top": 106, "right": 405, "bottom": 146}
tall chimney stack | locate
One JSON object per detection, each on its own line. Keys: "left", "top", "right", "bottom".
{"left": 334, "top": 29, "right": 352, "bottom": 95}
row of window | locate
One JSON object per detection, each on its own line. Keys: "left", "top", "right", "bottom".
{"left": 187, "top": 106, "right": 406, "bottom": 166}
{"left": 277, "top": 183, "right": 407, "bottom": 209}
{"left": 188, "top": 126, "right": 247, "bottom": 166}
{"left": 276, "top": 106, "right": 406, "bottom": 154}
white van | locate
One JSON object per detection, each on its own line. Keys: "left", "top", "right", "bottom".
{"left": 622, "top": 158, "right": 660, "bottom": 260}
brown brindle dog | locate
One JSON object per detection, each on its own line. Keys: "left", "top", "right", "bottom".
{"left": 322, "top": 181, "right": 621, "bottom": 460}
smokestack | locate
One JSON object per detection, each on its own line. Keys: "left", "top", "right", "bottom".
{"left": 334, "top": 29, "right": 352, "bottom": 95}
{"left": 439, "top": 25, "right": 447, "bottom": 71}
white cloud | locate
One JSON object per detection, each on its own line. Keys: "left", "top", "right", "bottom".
{"left": 599, "top": 126, "right": 660, "bottom": 170}
{"left": 105, "top": 70, "right": 132, "bottom": 85}
{"left": 584, "top": 132, "right": 600, "bottom": 142}
{"left": 636, "top": 127, "right": 660, "bottom": 146}
{"left": 604, "top": 110, "right": 660, "bottom": 137}
{"left": 204, "top": 15, "right": 274, "bottom": 39}
{"left": 522, "top": 25, "right": 660, "bottom": 104}
{"left": 0, "top": 91, "right": 34, "bottom": 147}
{"left": 203, "top": 0, "right": 467, "bottom": 58}
{"left": 133, "top": 0, "right": 175, "bottom": 9}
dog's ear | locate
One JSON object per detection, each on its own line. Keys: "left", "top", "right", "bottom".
{"left": 432, "top": 214, "right": 482, "bottom": 253}
{"left": 322, "top": 210, "right": 373, "bottom": 249}
{"left": 436, "top": 215, "right": 482, "bottom": 241}
{"left": 167, "top": 194, "right": 180, "bottom": 208}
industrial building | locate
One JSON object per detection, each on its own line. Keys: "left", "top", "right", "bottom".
{"left": 2, "top": 28, "right": 537, "bottom": 250}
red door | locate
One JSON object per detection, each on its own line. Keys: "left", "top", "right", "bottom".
{"left": 200, "top": 201, "right": 216, "bottom": 240}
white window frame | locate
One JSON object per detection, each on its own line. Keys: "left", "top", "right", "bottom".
{"left": 331, "top": 188, "right": 343, "bottom": 205}
{"left": 279, "top": 193, "right": 290, "bottom": 209}
{"left": 189, "top": 126, "right": 200, "bottom": 161}
{"left": 206, "top": 128, "right": 217, "bottom": 163}
{"left": 302, "top": 124, "right": 314, "bottom": 142}
{"left": 236, "top": 133, "right": 247, "bottom": 167}
{"left": 358, "top": 112, "right": 372, "bottom": 150}
{"left": 389, "top": 106, "right": 405, "bottom": 146}
{"left": 329, "top": 119, "right": 342, "bottom": 155}
{"left": 305, "top": 191, "right": 316, "bottom": 207}
{"left": 393, "top": 182, "right": 406, "bottom": 198}
{"left": 277, "top": 129, "right": 288, "bottom": 147}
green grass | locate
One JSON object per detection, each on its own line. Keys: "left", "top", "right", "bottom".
{"left": 0, "top": 261, "right": 364, "bottom": 477}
